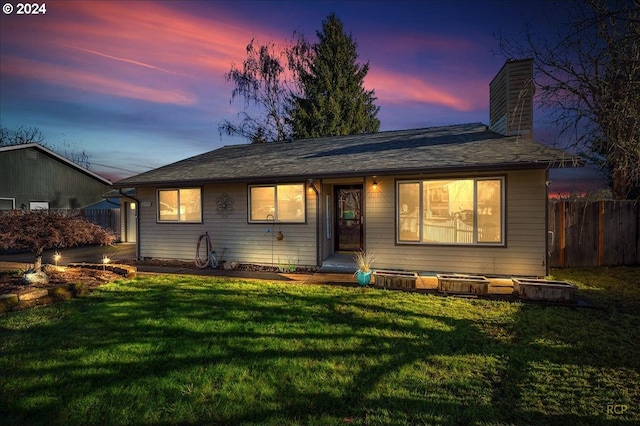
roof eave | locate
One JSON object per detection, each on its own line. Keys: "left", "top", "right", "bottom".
{"left": 111, "top": 159, "right": 580, "bottom": 188}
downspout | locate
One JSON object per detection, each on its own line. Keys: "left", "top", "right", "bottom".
{"left": 316, "top": 180, "right": 322, "bottom": 268}
{"left": 119, "top": 188, "right": 141, "bottom": 260}
{"left": 308, "top": 178, "right": 321, "bottom": 267}
{"left": 545, "top": 169, "right": 550, "bottom": 277}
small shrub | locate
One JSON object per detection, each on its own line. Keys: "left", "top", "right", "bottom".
{"left": 353, "top": 250, "right": 376, "bottom": 273}
{"left": 0, "top": 294, "right": 19, "bottom": 313}
{"left": 49, "top": 286, "right": 73, "bottom": 302}
{"left": 69, "top": 282, "right": 90, "bottom": 297}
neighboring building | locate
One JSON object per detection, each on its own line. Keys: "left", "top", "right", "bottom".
{"left": 0, "top": 143, "right": 112, "bottom": 210}
{"left": 113, "top": 59, "right": 580, "bottom": 277}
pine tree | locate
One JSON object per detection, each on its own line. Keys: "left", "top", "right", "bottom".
{"left": 290, "top": 14, "right": 380, "bottom": 139}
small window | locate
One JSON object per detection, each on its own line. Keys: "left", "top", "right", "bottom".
{"left": 157, "top": 188, "right": 202, "bottom": 223}
{"left": 397, "top": 177, "right": 504, "bottom": 245}
{"left": 0, "top": 198, "right": 15, "bottom": 210}
{"left": 249, "top": 184, "right": 305, "bottom": 223}
{"left": 29, "top": 201, "right": 49, "bottom": 210}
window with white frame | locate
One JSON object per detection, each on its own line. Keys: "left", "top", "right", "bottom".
{"left": 29, "top": 201, "right": 49, "bottom": 210}
{"left": 397, "top": 177, "right": 504, "bottom": 245}
{"left": 157, "top": 188, "right": 202, "bottom": 222}
{"left": 0, "top": 198, "right": 15, "bottom": 210}
{"left": 249, "top": 184, "right": 305, "bottom": 222}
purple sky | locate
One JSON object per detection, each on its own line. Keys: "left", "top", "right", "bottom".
{"left": 0, "top": 0, "right": 606, "bottom": 195}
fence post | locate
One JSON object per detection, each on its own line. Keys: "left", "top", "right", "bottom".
{"left": 598, "top": 201, "right": 604, "bottom": 266}
{"left": 559, "top": 201, "right": 565, "bottom": 267}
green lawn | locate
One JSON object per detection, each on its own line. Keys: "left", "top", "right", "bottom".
{"left": 1, "top": 268, "right": 638, "bottom": 425}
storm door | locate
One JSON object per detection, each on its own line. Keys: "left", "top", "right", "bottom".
{"left": 335, "top": 186, "right": 363, "bottom": 251}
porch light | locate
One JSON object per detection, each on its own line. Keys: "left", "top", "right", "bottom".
{"left": 307, "top": 178, "right": 318, "bottom": 194}
{"left": 53, "top": 251, "right": 61, "bottom": 266}
{"left": 372, "top": 180, "right": 378, "bottom": 190}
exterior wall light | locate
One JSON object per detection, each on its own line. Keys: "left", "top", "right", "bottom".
{"left": 307, "top": 178, "right": 318, "bottom": 194}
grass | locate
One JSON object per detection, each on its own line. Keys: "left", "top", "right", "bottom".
{"left": 0, "top": 268, "right": 638, "bottom": 425}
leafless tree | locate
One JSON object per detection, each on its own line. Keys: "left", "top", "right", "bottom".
{"left": 0, "top": 125, "right": 92, "bottom": 170}
{"left": 219, "top": 37, "right": 308, "bottom": 143}
{"left": 500, "top": 0, "right": 639, "bottom": 199}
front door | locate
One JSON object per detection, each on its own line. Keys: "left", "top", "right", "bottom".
{"left": 335, "top": 185, "right": 363, "bottom": 251}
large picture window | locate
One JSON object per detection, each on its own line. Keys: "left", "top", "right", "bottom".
{"left": 249, "top": 184, "right": 305, "bottom": 222}
{"left": 397, "top": 177, "right": 504, "bottom": 245}
{"left": 157, "top": 188, "right": 202, "bottom": 222}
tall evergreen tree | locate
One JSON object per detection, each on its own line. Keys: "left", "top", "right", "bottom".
{"left": 290, "top": 14, "right": 380, "bottom": 139}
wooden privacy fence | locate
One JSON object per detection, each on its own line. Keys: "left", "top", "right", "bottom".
{"left": 548, "top": 201, "right": 640, "bottom": 267}
{"left": 78, "top": 209, "right": 120, "bottom": 238}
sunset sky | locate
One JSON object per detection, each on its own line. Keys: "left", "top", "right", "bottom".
{"left": 0, "top": 0, "right": 605, "bottom": 194}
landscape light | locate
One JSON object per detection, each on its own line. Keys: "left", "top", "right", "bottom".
{"left": 102, "top": 255, "right": 110, "bottom": 270}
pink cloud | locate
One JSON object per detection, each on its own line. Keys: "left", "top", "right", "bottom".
{"left": 1, "top": 1, "right": 492, "bottom": 114}
{"left": 1, "top": 56, "right": 197, "bottom": 105}
{"left": 356, "top": 29, "right": 490, "bottom": 112}
{"left": 1, "top": 1, "right": 280, "bottom": 104}
{"left": 366, "top": 69, "right": 486, "bottom": 111}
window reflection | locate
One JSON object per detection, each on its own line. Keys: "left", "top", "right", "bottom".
{"left": 398, "top": 178, "right": 503, "bottom": 244}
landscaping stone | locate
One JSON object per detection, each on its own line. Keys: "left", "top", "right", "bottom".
{"left": 224, "top": 260, "right": 240, "bottom": 270}
{"left": 22, "top": 271, "right": 49, "bottom": 285}
{"left": 18, "top": 288, "right": 49, "bottom": 301}
{"left": 67, "top": 263, "right": 137, "bottom": 278}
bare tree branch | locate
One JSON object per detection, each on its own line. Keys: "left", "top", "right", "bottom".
{"left": 499, "top": 0, "right": 640, "bottom": 199}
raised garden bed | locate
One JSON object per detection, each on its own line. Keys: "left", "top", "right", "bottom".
{"left": 512, "top": 278, "right": 577, "bottom": 303}
{"left": 373, "top": 270, "right": 419, "bottom": 289}
{"left": 437, "top": 274, "right": 489, "bottom": 295}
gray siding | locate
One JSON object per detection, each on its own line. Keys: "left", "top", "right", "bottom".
{"left": 364, "top": 170, "right": 548, "bottom": 276}
{"left": 134, "top": 170, "right": 548, "bottom": 276}
{"left": 136, "top": 183, "right": 318, "bottom": 267}
{"left": 0, "top": 147, "right": 110, "bottom": 209}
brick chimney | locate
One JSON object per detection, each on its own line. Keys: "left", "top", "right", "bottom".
{"left": 489, "top": 58, "right": 534, "bottom": 139}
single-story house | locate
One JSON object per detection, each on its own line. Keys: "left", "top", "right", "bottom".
{"left": 113, "top": 59, "right": 580, "bottom": 277}
{"left": 0, "top": 143, "right": 112, "bottom": 210}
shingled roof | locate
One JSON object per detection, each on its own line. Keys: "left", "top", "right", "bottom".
{"left": 113, "top": 123, "right": 580, "bottom": 187}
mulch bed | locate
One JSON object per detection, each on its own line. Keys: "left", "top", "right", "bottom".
{"left": 0, "top": 266, "right": 123, "bottom": 296}
{"left": 121, "top": 258, "right": 317, "bottom": 274}
{"left": 0, "top": 259, "right": 316, "bottom": 296}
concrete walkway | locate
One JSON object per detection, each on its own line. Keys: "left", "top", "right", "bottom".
{"left": 0, "top": 243, "right": 516, "bottom": 295}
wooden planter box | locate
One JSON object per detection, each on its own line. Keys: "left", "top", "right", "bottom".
{"left": 437, "top": 274, "right": 489, "bottom": 295}
{"left": 373, "top": 270, "right": 418, "bottom": 289}
{"left": 512, "top": 278, "right": 577, "bottom": 303}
